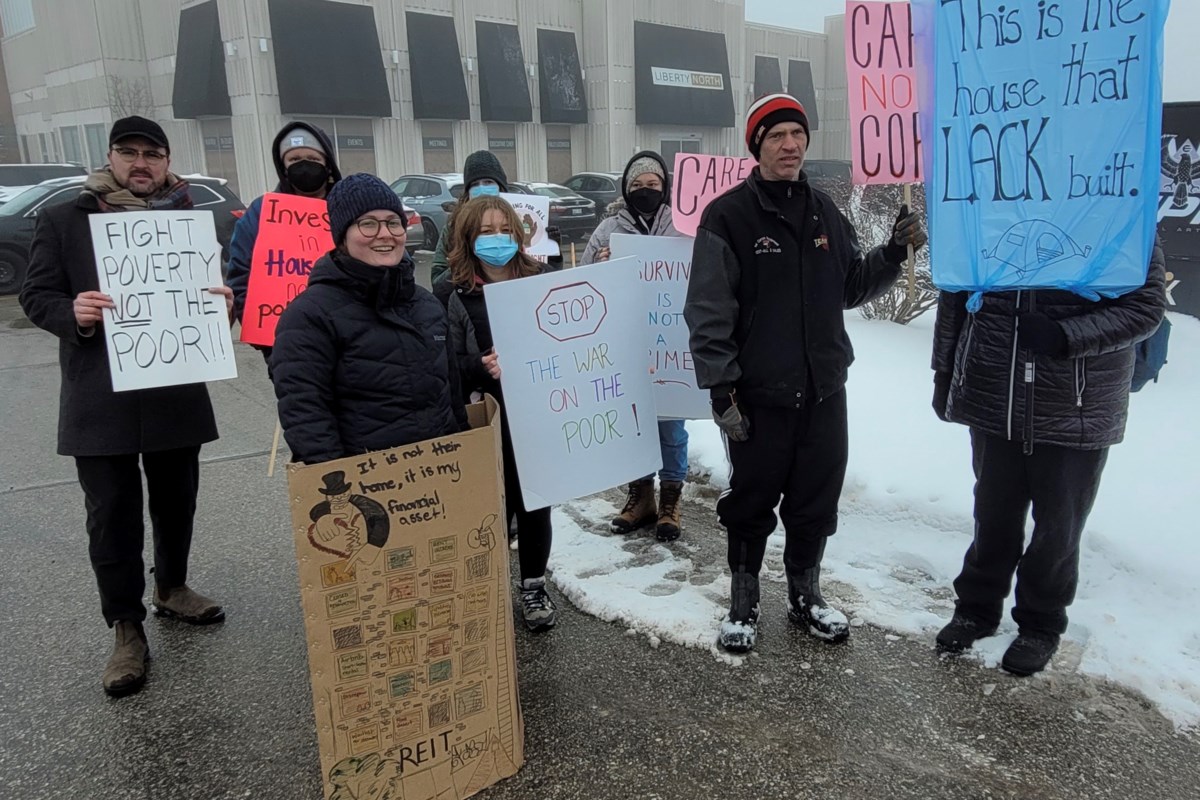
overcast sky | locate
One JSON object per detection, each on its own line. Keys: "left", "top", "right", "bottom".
{"left": 744, "top": 0, "right": 1199, "bottom": 102}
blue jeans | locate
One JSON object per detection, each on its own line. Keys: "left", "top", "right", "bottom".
{"left": 641, "top": 419, "right": 688, "bottom": 483}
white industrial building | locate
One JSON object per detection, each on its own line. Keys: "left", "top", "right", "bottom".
{"left": 0, "top": 0, "right": 850, "bottom": 200}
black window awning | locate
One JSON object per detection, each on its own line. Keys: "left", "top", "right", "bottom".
{"left": 172, "top": 2, "right": 231, "bottom": 119}
{"left": 406, "top": 12, "right": 470, "bottom": 121}
{"left": 476, "top": 21, "right": 532, "bottom": 123}
{"left": 633, "top": 21, "right": 735, "bottom": 128}
{"left": 537, "top": 29, "right": 587, "bottom": 125}
{"left": 753, "top": 56, "right": 784, "bottom": 99}
{"left": 268, "top": 0, "right": 390, "bottom": 117}
{"left": 787, "top": 60, "right": 820, "bottom": 131}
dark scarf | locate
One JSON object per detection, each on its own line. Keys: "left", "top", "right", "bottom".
{"left": 83, "top": 167, "right": 193, "bottom": 212}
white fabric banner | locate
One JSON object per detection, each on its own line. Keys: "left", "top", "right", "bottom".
{"left": 484, "top": 258, "right": 661, "bottom": 509}
{"left": 89, "top": 210, "right": 237, "bottom": 392}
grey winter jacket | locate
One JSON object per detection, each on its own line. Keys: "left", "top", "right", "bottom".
{"left": 931, "top": 239, "right": 1167, "bottom": 449}
{"left": 580, "top": 200, "right": 684, "bottom": 265}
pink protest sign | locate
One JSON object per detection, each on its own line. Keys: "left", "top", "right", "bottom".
{"left": 241, "top": 193, "right": 332, "bottom": 346}
{"left": 671, "top": 153, "right": 757, "bottom": 237}
{"left": 846, "top": 1, "right": 922, "bottom": 185}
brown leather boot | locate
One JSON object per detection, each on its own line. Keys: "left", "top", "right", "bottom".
{"left": 611, "top": 478, "right": 656, "bottom": 534}
{"left": 656, "top": 480, "right": 684, "bottom": 542}
{"left": 103, "top": 620, "right": 149, "bottom": 697}
{"left": 153, "top": 585, "right": 225, "bottom": 625}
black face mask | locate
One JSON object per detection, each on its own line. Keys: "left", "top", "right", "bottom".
{"left": 628, "top": 187, "right": 664, "bottom": 216}
{"left": 286, "top": 160, "right": 330, "bottom": 193}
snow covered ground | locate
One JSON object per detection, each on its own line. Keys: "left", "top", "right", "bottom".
{"left": 548, "top": 311, "right": 1200, "bottom": 731}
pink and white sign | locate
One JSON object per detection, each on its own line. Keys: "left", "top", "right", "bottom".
{"left": 846, "top": 1, "right": 922, "bottom": 185}
{"left": 671, "top": 153, "right": 757, "bottom": 237}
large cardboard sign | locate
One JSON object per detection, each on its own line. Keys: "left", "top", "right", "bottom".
{"left": 672, "top": 153, "right": 757, "bottom": 237}
{"left": 288, "top": 399, "right": 522, "bottom": 800}
{"left": 500, "top": 193, "right": 560, "bottom": 258}
{"left": 609, "top": 234, "right": 709, "bottom": 419}
{"left": 914, "top": 0, "right": 1170, "bottom": 296}
{"left": 242, "top": 193, "right": 332, "bottom": 346}
{"left": 484, "top": 259, "right": 662, "bottom": 509}
{"left": 89, "top": 210, "right": 236, "bottom": 392}
{"left": 846, "top": 1, "right": 921, "bottom": 184}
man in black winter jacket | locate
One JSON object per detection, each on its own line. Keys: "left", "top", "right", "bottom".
{"left": 20, "top": 117, "right": 230, "bottom": 698}
{"left": 684, "top": 94, "right": 926, "bottom": 653}
{"left": 931, "top": 240, "right": 1166, "bottom": 676}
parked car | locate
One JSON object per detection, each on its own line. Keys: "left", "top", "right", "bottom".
{"left": 0, "top": 163, "right": 88, "bottom": 205}
{"left": 508, "top": 181, "right": 597, "bottom": 243}
{"left": 389, "top": 173, "right": 464, "bottom": 251}
{"left": 400, "top": 203, "right": 424, "bottom": 252}
{"left": 563, "top": 172, "right": 623, "bottom": 212}
{"left": 0, "top": 175, "right": 245, "bottom": 295}
{"left": 803, "top": 159, "right": 854, "bottom": 193}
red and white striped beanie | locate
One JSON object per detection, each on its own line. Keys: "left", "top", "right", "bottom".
{"left": 745, "top": 93, "right": 809, "bottom": 160}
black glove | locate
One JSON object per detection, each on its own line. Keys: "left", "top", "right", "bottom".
{"left": 885, "top": 204, "right": 927, "bottom": 262}
{"left": 710, "top": 388, "right": 749, "bottom": 442}
{"left": 545, "top": 226, "right": 565, "bottom": 271}
{"left": 1017, "top": 313, "right": 1067, "bottom": 357}
{"left": 932, "top": 371, "right": 952, "bottom": 422}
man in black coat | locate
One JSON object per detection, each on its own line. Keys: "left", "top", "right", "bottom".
{"left": 19, "top": 117, "right": 232, "bottom": 698}
{"left": 931, "top": 240, "right": 1167, "bottom": 675}
{"left": 684, "top": 94, "right": 926, "bottom": 653}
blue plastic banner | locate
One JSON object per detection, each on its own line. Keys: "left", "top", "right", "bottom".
{"left": 913, "top": 0, "right": 1170, "bottom": 299}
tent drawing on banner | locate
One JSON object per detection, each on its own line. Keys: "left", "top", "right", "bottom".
{"left": 1161, "top": 136, "right": 1200, "bottom": 210}
{"left": 982, "top": 221, "right": 1092, "bottom": 282}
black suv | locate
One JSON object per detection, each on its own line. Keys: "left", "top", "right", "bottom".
{"left": 0, "top": 176, "right": 246, "bottom": 295}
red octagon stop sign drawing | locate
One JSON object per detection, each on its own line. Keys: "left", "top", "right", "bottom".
{"left": 536, "top": 281, "right": 608, "bottom": 342}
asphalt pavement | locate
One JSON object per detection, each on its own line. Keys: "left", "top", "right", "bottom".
{"left": 1, "top": 259, "right": 1198, "bottom": 800}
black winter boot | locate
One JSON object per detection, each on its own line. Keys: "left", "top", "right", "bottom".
{"left": 782, "top": 537, "right": 849, "bottom": 642}
{"left": 1001, "top": 631, "right": 1059, "bottom": 676}
{"left": 936, "top": 612, "right": 998, "bottom": 653}
{"left": 718, "top": 572, "right": 760, "bottom": 653}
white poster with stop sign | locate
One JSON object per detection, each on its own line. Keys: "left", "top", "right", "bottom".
{"left": 484, "top": 258, "right": 661, "bottom": 510}
{"left": 500, "top": 193, "right": 560, "bottom": 258}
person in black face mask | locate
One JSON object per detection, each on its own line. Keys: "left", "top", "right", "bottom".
{"left": 580, "top": 151, "right": 692, "bottom": 543}
{"left": 581, "top": 151, "right": 680, "bottom": 265}
{"left": 225, "top": 122, "right": 343, "bottom": 361}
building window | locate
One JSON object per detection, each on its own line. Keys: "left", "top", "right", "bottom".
{"left": 288, "top": 117, "right": 378, "bottom": 180}
{"left": 659, "top": 138, "right": 701, "bottom": 175}
{"left": 487, "top": 124, "right": 517, "bottom": 183}
{"left": 421, "top": 121, "right": 455, "bottom": 174}
{"left": 545, "top": 126, "right": 572, "bottom": 184}
{"left": 59, "top": 126, "right": 83, "bottom": 165}
{"left": 201, "top": 118, "right": 239, "bottom": 198}
{"left": 84, "top": 124, "right": 107, "bottom": 169}
{"left": 38, "top": 132, "right": 52, "bottom": 163}
{"left": 0, "top": 0, "right": 35, "bottom": 36}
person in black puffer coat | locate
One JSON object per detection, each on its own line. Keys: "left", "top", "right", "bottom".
{"left": 930, "top": 238, "right": 1167, "bottom": 677}
{"left": 433, "top": 195, "right": 557, "bottom": 633}
{"left": 272, "top": 174, "right": 467, "bottom": 465}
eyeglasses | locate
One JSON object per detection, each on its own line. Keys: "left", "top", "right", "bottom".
{"left": 110, "top": 147, "right": 168, "bottom": 164}
{"left": 355, "top": 217, "right": 406, "bottom": 237}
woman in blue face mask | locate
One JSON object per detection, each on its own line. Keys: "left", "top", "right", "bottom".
{"left": 430, "top": 151, "right": 509, "bottom": 285}
{"left": 433, "top": 196, "right": 558, "bottom": 632}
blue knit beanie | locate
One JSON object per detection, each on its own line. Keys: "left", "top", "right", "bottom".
{"left": 327, "top": 173, "right": 407, "bottom": 245}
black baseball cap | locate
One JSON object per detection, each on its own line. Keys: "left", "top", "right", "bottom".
{"left": 109, "top": 116, "right": 170, "bottom": 153}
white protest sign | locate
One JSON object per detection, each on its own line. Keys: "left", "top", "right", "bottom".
{"left": 484, "top": 258, "right": 661, "bottom": 510}
{"left": 89, "top": 210, "right": 237, "bottom": 392}
{"left": 500, "top": 192, "right": 560, "bottom": 257}
{"left": 609, "top": 234, "right": 709, "bottom": 419}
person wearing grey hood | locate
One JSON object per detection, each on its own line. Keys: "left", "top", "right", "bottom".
{"left": 581, "top": 151, "right": 691, "bottom": 542}
{"left": 225, "top": 122, "right": 343, "bottom": 355}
